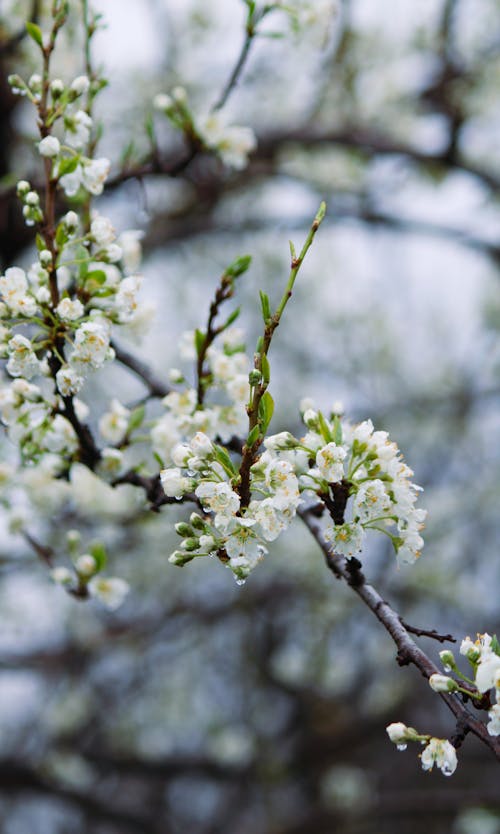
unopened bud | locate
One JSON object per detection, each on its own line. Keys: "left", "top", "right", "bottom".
{"left": 429, "top": 674, "right": 459, "bottom": 693}
{"left": 16, "top": 180, "right": 31, "bottom": 197}
{"left": 75, "top": 554, "right": 98, "bottom": 577}
{"left": 50, "top": 78, "right": 65, "bottom": 98}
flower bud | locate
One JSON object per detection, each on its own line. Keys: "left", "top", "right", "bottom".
{"left": 28, "top": 73, "right": 42, "bottom": 92}
{"left": 172, "top": 86, "right": 187, "bottom": 103}
{"left": 51, "top": 567, "right": 73, "bottom": 586}
{"left": 63, "top": 211, "right": 79, "bottom": 233}
{"left": 180, "top": 537, "right": 200, "bottom": 552}
{"left": 66, "top": 529, "right": 81, "bottom": 551}
{"left": 169, "top": 550, "right": 193, "bottom": 566}
{"left": 16, "top": 180, "right": 31, "bottom": 197}
{"left": 8, "top": 74, "right": 27, "bottom": 95}
{"left": 428, "top": 674, "right": 459, "bottom": 693}
{"left": 75, "top": 554, "right": 98, "bottom": 577}
{"left": 175, "top": 522, "right": 193, "bottom": 537}
{"left": 303, "top": 408, "right": 318, "bottom": 428}
{"left": 154, "top": 93, "right": 173, "bottom": 112}
{"left": 50, "top": 78, "right": 65, "bottom": 98}
{"left": 189, "top": 512, "right": 206, "bottom": 530}
{"left": 71, "top": 75, "right": 90, "bottom": 95}
{"left": 248, "top": 369, "right": 262, "bottom": 386}
{"left": 39, "top": 249, "right": 52, "bottom": 267}
{"left": 439, "top": 650, "right": 456, "bottom": 672}
{"left": 38, "top": 136, "right": 61, "bottom": 158}
{"left": 25, "top": 191, "right": 40, "bottom": 206}
{"left": 386, "top": 722, "right": 409, "bottom": 744}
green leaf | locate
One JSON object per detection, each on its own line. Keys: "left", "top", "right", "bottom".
{"left": 261, "top": 353, "right": 271, "bottom": 384}
{"left": 57, "top": 155, "right": 79, "bottom": 178}
{"left": 332, "top": 415, "right": 342, "bottom": 445}
{"left": 55, "top": 223, "right": 69, "bottom": 249}
{"left": 26, "top": 21, "right": 43, "bottom": 47}
{"left": 258, "top": 390, "right": 274, "bottom": 433}
{"left": 36, "top": 233, "right": 46, "bottom": 252}
{"left": 195, "top": 328, "right": 205, "bottom": 356}
{"left": 89, "top": 541, "right": 107, "bottom": 572}
{"left": 213, "top": 443, "right": 237, "bottom": 476}
{"left": 491, "top": 634, "right": 500, "bottom": 657}
{"left": 145, "top": 113, "right": 155, "bottom": 144}
{"left": 318, "top": 411, "right": 333, "bottom": 443}
{"left": 92, "top": 287, "right": 115, "bottom": 298}
{"left": 85, "top": 269, "right": 107, "bottom": 286}
{"left": 246, "top": 425, "right": 261, "bottom": 447}
{"left": 259, "top": 290, "right": 271, "bottom": 322}
{"left": 128, "top": 404, "right": 145, "bottom": 433}
{"left": 222, "top": 307, "right": 240, "bottom": 329}
{"left": 225, "top": 254, "right": 251, "bottom": 278}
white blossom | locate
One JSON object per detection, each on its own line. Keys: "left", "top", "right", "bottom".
{"left": 88, "top": 577, "right": 130, "bottom": 610}
{"left": 196, "top": 112, "right": 256, "bottom": 170}
{"left": 487, "top": 704, "right": 500, "bottom": 736}
{"left": 55, "top": 365, "right": 84, "bottom": 396}
{"left": 420, "top": 739, "right": 457, "bottom": 776}
{"left": 98, "top": 399, "right": 130, "bottom": 444}
{"left": 56, "top": 297, "right": 84, "bottom": 322}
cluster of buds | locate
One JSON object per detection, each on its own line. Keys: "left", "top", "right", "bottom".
{"left": 429, "top": 634, "right": 500, "bottom": 737}
{"left": 51, "top": 531, "right": 129, "bottom": 610}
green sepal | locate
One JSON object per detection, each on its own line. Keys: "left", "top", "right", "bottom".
{"left": 258, "top": 390, "right": 274, "bottom": 433}
{"left": 26, "top": 21, "right": 43, "bottom": 47}
{"left": 225, "top": 254, "right": 251, "bottom": 278}
{"left": 85, "top": 269, "right": 107, "bottom": 286}
{"left": 213, "top": 443, "right": 237, "bottom": 476}
{"left": 222, "top": 307, "right": 240, "bottom": 329}
{"left": 259, "top": 290, "right": 271, "bottom": 322}
{"left": 55, "top": 224, "right": 68, "bottom": 249}
{"left": 261, "top": 352, "right": 271, "bottom": 384}
{"left": 246, "top": 425, "right": 261, "bottom": 447}
{"left": 57, "top": 155, "right": 80, "bottom": 178}
{"left": 332, "top": 414, "right": 342, "bottom": 445}
{"left": 88, "top": 541, "right": 107, "bottom": 572}
{"left": 92, "top": 287, "right": 115, "bottom": 298}
{"left": 127, "top": 404, "right": 145, "bottom": 434}
{"left": 317, "top": 411, "right": 333, "bottom": 443}
{"left": 194, "top": 328, "right": 205, "bottom": 356}
{"left": 144, "top": 112, "right": 155, "bottom": 144}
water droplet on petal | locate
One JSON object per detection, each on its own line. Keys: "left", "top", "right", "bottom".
{"left": 235, "top": 578, "right": 246, "bottom": 586}
{"left": 396, "top": 744, "right": 407, "bottom": 751}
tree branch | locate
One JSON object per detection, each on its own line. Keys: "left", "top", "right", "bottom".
{"left": 299, "top": 507, "right": 500, "bottom": 761}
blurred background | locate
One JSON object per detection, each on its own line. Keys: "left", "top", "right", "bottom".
{"left": 0, "top": 1, "right": 500, "bottom": 832}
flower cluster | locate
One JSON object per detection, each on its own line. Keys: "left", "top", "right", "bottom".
{"left": 160, "top": 429, "right": 300, "bottom": 581}
{"left": 430, "top": 634, "right": 500, "bottom": 737}
{"left": 154, "top": 87, "right": 256, "bottom": 171}
{"left": 156, "top": 352, "right": 426, "bottom": 577}
{"left": 151, "top": 327, "right": 250, "bottom": 466}
{"left": 386, "top": 723, "right": 458, "bottom": 776}
{"left": 265, "top": 405, "right": 427, "bottom": 565}
{"left": 51, "top": 532, "right": 130, "bottom": 610}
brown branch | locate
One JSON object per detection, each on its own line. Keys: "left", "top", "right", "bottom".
{"left": 21, "top": 530, "right": 55, "bottom": 567}
{"left": 400, "top": 620, "right": 456, "bottom": 644}
{"left": 299, "top": 507, "right": 500, "bottom": 761}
